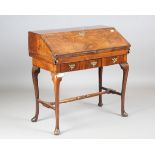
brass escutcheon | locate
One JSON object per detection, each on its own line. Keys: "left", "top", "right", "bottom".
{"left": 79, "top": 31, "right": 85, "bottom": 37}
{"left": 90, "top": 61, "right": 97, "bottom": 67}
{"left": 69, "top": 64, "right": 75, "bottom": 70}
{"left": 112, "top": 57, "right": 118, "bottom": 63}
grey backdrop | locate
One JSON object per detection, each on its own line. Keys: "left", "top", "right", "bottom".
{"left": 0, "top": 16, "right": 155, "bottom": 138}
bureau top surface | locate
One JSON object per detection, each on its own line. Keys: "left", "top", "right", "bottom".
{"left": 29, "top": 25, "right": 130, "bottom": 58}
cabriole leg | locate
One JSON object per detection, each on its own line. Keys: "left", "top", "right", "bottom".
{"left": 120, "top": 63, "right": 129, "bottom": 117}
{"left": 98, "top": 67, "right": 103, "bottom": 107}
{"left": 31, "top": 66, "right": 40, "bottom": 122}
{"left": 52, "top": 73, "right": 63, "bottom": 135}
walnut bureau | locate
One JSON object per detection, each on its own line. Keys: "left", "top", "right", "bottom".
{"left": 28, "top": 26, "right": 131, "bottom": 135}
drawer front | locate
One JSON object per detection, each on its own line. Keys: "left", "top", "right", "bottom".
{"left": 60, "top": 59, "right": 102, "bottom": 72}
{"left": 103, "top": 55, "right": 127, "bottom": 66}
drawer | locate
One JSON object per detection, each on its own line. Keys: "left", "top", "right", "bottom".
{"left": 103, "top": 55, "right": 127, "bottom": 66}
{"left": 60, "top": 58, "right": 102, "bottom": 72}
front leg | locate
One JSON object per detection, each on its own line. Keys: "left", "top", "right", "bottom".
{"left": 31, "top": 66, "right": 40, "bottom": 122}
{"left": 120, "top": 63, "right": 129, "bottom": 117}
{"left": 52, "top": 73, "right": 63, "bottom": 135}
{"left": 98, "top": 67, "right": 103, "bottom": 107}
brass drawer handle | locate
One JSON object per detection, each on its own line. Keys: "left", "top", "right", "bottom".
{"left": 112, "top": 57, "right": 117, "bottom": 63}
{"left": 90, "top": 61, "right": 97, "bottom": 67}
{"left": 69, "top": 64, "right": 76, "bottom": 70}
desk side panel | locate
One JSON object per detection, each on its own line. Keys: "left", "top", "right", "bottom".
{"left": 32, "top": 58, "right": 59, "bottom": 73}
{"left": 28, "top": 32, "right": 55, "bottom": 64}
